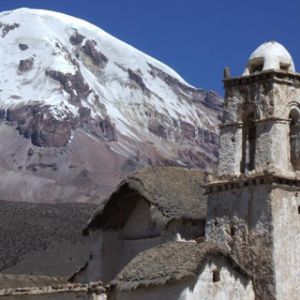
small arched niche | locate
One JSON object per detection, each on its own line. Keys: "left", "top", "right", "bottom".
{"left": 241, "top": 111, "right": 256, "bottom": 173}
{"left": 248, "top": 58, "right": 264, "bottom": 75}
{"left": 289, "top": 108, "right": 300, "bottom": 171}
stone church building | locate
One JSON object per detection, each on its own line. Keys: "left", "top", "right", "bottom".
{"left": 205, "top": 40, "right": 300, "bottom": 300}
{"left": 1, "top": 41, "right": 299, "bottom": 300}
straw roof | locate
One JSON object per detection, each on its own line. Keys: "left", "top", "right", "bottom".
{"left": 111, "top": 241, "right": 251, "bottom": 292}
{"left": 83, "top": 166, "right": 207, "bottom": 234}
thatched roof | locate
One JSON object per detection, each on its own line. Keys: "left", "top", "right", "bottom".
{"left": 0, "top": 274, "right": 66, "bottom": 289}
{"left": 83, "top": 167, "right": 207, "bottom": 234}
{"left": 111, "top": 241, "right": 251, "bottom": 292}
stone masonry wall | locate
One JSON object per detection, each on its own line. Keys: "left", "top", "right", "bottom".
{"left": 0, "top": 282, "right": 107, "bottom": 300}
{"left": 255, "top": 120, "right": 291, "bottom": 172}
{"left": 206, "top": 184, "right": 275, "bottom": 300}
{"left": 272, "top": 187, "right": 300, "bottom": 300}
{"left": 220, "top": 72, "right": 300, "bottom": 177}
{"left": 218, "top": 125, "right": 243, "bottom": 176}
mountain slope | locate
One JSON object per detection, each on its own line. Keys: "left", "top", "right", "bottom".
{"left": 0, "top": 200, "right": 96, "bottom": 276}
{"left": 0, "top": 8, "right": 222, "bottom": 203}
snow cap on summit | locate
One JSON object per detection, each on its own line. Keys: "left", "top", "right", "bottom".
{"left": 0, "top": 7, "right": 220, "bottom": 162}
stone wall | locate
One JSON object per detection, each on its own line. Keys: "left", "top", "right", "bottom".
{"left": 255, "top": 120, "right": 291, "bottom": 172}
{"left": 206, "top": 181, "right": 300, "bottom": 300}
{"left": 0, "top": 282, "right": 107, "bottom": 300}
{"left": 163, "top": 219, "right": 205, "bottom": 241}
{"left": 220, "top": 71, "right": 300, "bottom": 177}
{"left": 206, "top": 184, "right": 275, "bottom": 300}
{"left": 218, "top": 124, "right": 243, "bottom": 176}
{"left": 1, "top": 292, "right": 88, "bottom": 300}
{"left": 119, "top": 200, "right": 159, "bottom": 240}
{"left": 272, "top": 187, "right": 300, "bottom": 300}
{"left": 81, "top": 200, "right": 163, "bottom": 283}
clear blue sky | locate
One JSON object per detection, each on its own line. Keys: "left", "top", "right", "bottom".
{"left": 1, "top": 0, "right": 300, "bottom": 95}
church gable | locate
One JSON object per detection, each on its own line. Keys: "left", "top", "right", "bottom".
{"left": 119, "top": 199, "right": 159, "bottom": 240}
{"left": 83, "top": 166, "right": 207, "bottom": 236}
{"left": 79, "top": 167, "right": 207, "bottom": 284}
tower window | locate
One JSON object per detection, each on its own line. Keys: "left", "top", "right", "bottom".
{"left": 251, "top": 63, "right": 263, "bottom": 73}
{"left": 230, "top": 225, "right": 236, "bottom": 237}
{"left": 241, "top": 112, "right": 256, "bottom": 173}
{"left": 249, "top": 58, "right": 264, "bottom": 74}
{"left": 213, "top": 269, "right": 220, "bottom": 282}
{"left": 289, "top": 109, "right": 300, "bottom": 171}
{"left": 280, "top": 63, "right": 290, "bottom": 71}
{"left": 298, "top": 206, "right": 300, "bottom": 214}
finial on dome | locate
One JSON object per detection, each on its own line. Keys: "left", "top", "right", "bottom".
{"left": 243, "top": 41, "right": 295, "bottom": 75}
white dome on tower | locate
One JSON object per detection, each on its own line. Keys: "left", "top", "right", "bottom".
{"left": 243, "top": 41, "right": 295, "bottom": 75}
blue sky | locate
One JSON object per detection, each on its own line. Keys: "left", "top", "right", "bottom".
{"left": 1, "top": 0, "right": 300, "bottom": 95}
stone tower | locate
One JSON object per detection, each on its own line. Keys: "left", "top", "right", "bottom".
{"left": 205, "top": 41, "right": 300, "bottom": 300}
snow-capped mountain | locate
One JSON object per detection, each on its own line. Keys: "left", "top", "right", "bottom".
{"left": 0, "top": 8, "right": 222, "bottom": 203}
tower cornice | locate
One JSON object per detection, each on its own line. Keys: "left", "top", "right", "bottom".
{"left": 220, "top": 118, "right": 291, "bottom": 129}
{"left": 224, "top": 70, "right": 300, "bottom": 89}
{"left": 204, "top": 172, "right": 300, "bottom": 195}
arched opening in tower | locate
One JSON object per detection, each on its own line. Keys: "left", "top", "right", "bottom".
{"left": 289, "top": 109, "right": 300, "bottom": 171}
{"left": 248, "top": 58, "right": 264, "bottom": 74}
{"left": 241, "top": 111, "right": 256, "bottom": 173}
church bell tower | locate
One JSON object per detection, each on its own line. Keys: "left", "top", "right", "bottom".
{"left": 206, "top": 41, "right": 300, "bottom": 300}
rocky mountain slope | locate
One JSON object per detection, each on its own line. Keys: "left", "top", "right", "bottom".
{"left": 0, "top": 8, "right": 222, "bottom": 203}
{"left": 0, "top": 200, "right": 96, "bottom": 277}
